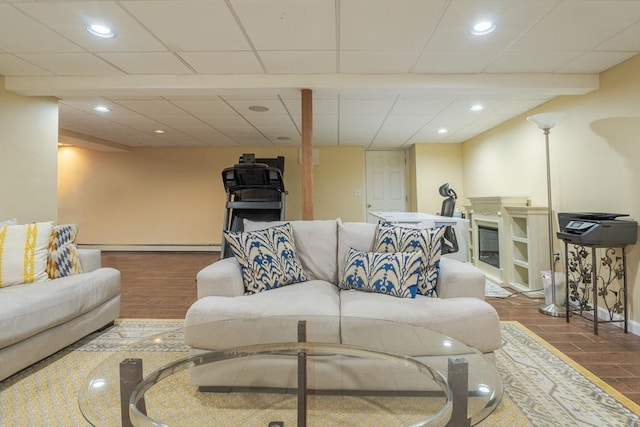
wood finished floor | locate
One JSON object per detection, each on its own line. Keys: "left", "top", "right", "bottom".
{"left": 102, "top": 251, "right": 640, "bottom": 406}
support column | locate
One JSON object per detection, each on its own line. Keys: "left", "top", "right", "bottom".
{"left": 301, "top": 88, "right": 313, "bottom": 220}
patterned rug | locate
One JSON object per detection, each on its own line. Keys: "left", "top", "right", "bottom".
{"left": 485, "top": 279, "right": 512, "bottom": 298}
{"left": 1, "top": 320, "right": 638, "bottom": 426}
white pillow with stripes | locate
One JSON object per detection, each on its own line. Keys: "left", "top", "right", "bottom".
{"left": 0, "top": 221, "right": 54, "bottom": 288}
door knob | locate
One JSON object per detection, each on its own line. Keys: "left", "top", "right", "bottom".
{"left": 367, "top": 204, "right": 372, "bottom": 208}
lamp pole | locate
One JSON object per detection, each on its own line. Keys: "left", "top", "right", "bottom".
{"left": 527, "top": 112, "right": 566, "bottom": 317}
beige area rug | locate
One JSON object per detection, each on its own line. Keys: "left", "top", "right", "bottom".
{"left": 1, "top": 320, "right": 639, "bottom": 426}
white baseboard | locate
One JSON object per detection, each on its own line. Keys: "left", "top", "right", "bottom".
{"left": 569, "top": 304, "right": 640, "bottom": 337}
{"left": 78, "top": 244, "right": 221, "bottom": 252}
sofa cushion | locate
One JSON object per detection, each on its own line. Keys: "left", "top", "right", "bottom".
{"left": 337, "top": 220, "right": 377, "bottom": 283}
{"left": 185, "top": 280, "right": 342, "bottom": 348}
{"left": 244, "top": 219, "right": 339, "bottom": 283}
{"left": 224, "top": 223, "right": 307, "bottom": 294}
{"left": 0, "top": 267, "right": 121, "bottom": 349}
{"left": 46, "top": 224, "right": 83, "bottom": 279}
{"left": 339, "top": 248, "right": 422, "bottom": 298}
{"left": 339, "top": 291, "right": 502, "bottom": 353}
{"left": 373, "top": 224, "right": 446, "bottom": 297}
{"left": 0, "top": 221, "right": 54, "bottom": 288}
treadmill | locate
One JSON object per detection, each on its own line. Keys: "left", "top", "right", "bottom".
{"left": 220, "top": 153, "right": 286, "bottom": 258}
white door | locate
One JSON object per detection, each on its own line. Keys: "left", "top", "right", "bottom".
{"left": 365, "top": 151, "right": 407, "bottom": 223}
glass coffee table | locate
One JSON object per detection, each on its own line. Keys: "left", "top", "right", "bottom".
{"left": 79, "top": 316, "right": 502, "bottom": 426}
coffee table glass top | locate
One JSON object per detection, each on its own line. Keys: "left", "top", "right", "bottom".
{"left": 79, "top": 316, "right": 502, "bottom": 426}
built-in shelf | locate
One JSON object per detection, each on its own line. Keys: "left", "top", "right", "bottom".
{"left": 467, "top": 197, "right": 549, "bottom": 298}
{"left": 505, "top": 206, "right": 549, "bottom": 296}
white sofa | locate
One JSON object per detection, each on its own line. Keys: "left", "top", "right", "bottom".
{"left": 184, "top": 219, "right": 501, "bottom": 389}
{"left": 0, "top": 249, "right": 121, "bottom": 381}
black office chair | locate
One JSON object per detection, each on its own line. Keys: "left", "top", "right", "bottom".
{"left": 439, "top": 183, "right": 459, "bottom": 254}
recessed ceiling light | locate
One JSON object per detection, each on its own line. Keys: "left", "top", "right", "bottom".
{"left": 437, "top": 128, "right": 448, "bottom": 134}
{"left": 93, "top": 105, "right": 111, "bottom": 113}
{"left": 154, "top": 129, "right": 165, "bottom": 134}
{"left": 86, "top": 24, "right": 115, "bottom": 39}
{"left": 471, "top": 21, "right": 496, "bottom": 36}
{"left": 470, "top": 104, "right": 484, "bottom": 112}
{"left": 248, "top": 105, "right": 269, "bottom": 112}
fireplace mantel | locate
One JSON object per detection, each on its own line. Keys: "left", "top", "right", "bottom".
{"left": 466, "top": 197, "right": 548, "bottom": 296}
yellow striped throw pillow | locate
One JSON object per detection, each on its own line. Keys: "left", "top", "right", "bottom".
{"left": 0, "top": 221, "right": 54, "bottom": 288}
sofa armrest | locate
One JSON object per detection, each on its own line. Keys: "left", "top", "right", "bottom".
{"left": 196, "top": 257, "right": 245, "bottom": 298}
{"left": 78, "top": 249, "right": 102, "bottom": 273}
{"left": 436, "top": 257, "right": 485, "bottom": 300}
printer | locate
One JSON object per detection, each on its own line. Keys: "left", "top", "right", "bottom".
{"left": 557, "top": 212, "right": 638, "bottom": 246}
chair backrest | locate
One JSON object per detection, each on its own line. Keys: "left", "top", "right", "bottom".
{"left": 439, "top": 183, "right": 457, "bottom": 217}
{"left": 438, "top": 183, "right": 459, "bottom": 254}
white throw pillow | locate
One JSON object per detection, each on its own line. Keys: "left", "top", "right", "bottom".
{"left": 0, "top": 221, "right": 54, "bottom": 287}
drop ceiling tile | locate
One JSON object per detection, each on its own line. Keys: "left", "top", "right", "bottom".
{"left": 340, "top": 0, "right": 445, "bottom": 50}
{"left": 245, "top": 114, "right": 297, "bottom": 131}
{"left": 117, "top": 100, "right": 188, "bottom": 115}
{"left": 511, "top": 1, "right": 640, "bottom": 52}
{"left": 0, "top": 4, "right": 82, "bottom": 53}
{"left": 121, "top": 1, "right": 250, "bottom": 51}
{"left": 97, "top": 53, "right": 193, "bottom": 74}
{"left": 177, "top": 52, "right": 263, "bottom": 74}
{"left": 391, "top": 99, "right": 451, "bottom": 116}
{"left": 15, "top": 2, "right": 167, "bottom": 52}
{"left": 375, "top": 115, "right": 432, "bottom": 140}
{"left": 198, "top": 115, "right": 263, "bottom": 138}
{"left": 425, "top": 0, "right": 557, "bottom": 51}
{"left": 170, "top": 99, "right": 237, "bottom": 115}
{"left": 596, "top": 21, "right": 640, "bottom": 51}
{"left": 16, "top": 53, "right": 123, "bottom": 75}
{"left": 0, "top": 54, "right": 52, "bottom": 76}
{"left": 312, "top": 115, "right": 338, "bottom": 142}
{"left": 340, "top": 98, "right": 396, "bottom": 115}
{"left": 485, "top": 51, "right": 581, "bottom": 73}
{"left": 339, "top": 114, "right": 386, "bottom": 145}
{"left": 340, "top": 51, "right": 418, "bottom": 73}
{"left": 226, "top": 99, "right": 289, "bottom": 115}
{"left": 151, "top": 114, "right": 209, "bottom": 130}
{"left": 230, "top": 0, "right": 335, "bottom": 50}
{"left": 557, "top": 51, "right": 638, "bottom": 73}
{"left": 412, "top": 50, "right": 503, "bottom": 73}
{"left": 259, "top": 51, "right": 336, "bottom": 73}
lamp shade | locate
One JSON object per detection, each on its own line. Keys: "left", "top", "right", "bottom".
{"left": 526, "top": 112, "right": 565, "bottom": 130}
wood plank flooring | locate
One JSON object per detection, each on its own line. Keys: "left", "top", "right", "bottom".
{"left": 101, "top": 251, "right": 640, "bottom": 405}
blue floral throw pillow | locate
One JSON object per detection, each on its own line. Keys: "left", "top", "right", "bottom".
{"left": 339, "top": 248, "right": 422, "bottom": 298}
{"left": 373, "top": 224, "right": 446, "bottom": 297}
{"left": 224, "top": 223, "right": 307, "bottom": 294}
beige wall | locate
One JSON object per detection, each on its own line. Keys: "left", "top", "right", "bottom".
{"left": 462, "top": 54, "right": 640, "bottom": 325}
{"left": 411, "top": 143, "right": 464, "bottom": 215}
{"left": 0, "top": 77, "right": 58, "bottom": 223}
{"left": 57, "top": 145, "right": 365, "bottom": 246}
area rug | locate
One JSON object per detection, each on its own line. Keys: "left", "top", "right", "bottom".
{"left": 1, "top": 320, "right": 638, "bottom": 426}
{"left": 485, "top": 279, "right": 512, "bottom": 298}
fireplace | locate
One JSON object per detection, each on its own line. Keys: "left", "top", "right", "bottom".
{"left": 478, "top": 225, "right": 500, "bottom": 268}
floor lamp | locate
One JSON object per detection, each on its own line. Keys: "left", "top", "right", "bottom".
{"left": 526, "top": 112, "right": 566, "bottom": 317}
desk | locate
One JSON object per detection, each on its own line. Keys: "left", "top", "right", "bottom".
{"left": 370, "top": 211, "right": 459, "bottom": 227}
{"left": 370, "top": 211, "right": 469, "bottom": 262}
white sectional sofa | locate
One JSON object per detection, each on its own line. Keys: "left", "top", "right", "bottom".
{"left": 0, "top": 249, "right": 120, "bottom": 381}
{"left": 184, "top": 219, "right": 501, "bottom": 389}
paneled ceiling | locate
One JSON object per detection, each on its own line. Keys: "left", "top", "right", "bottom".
{"left": 1, "top": 0, "right": 639, "bottom": 150}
